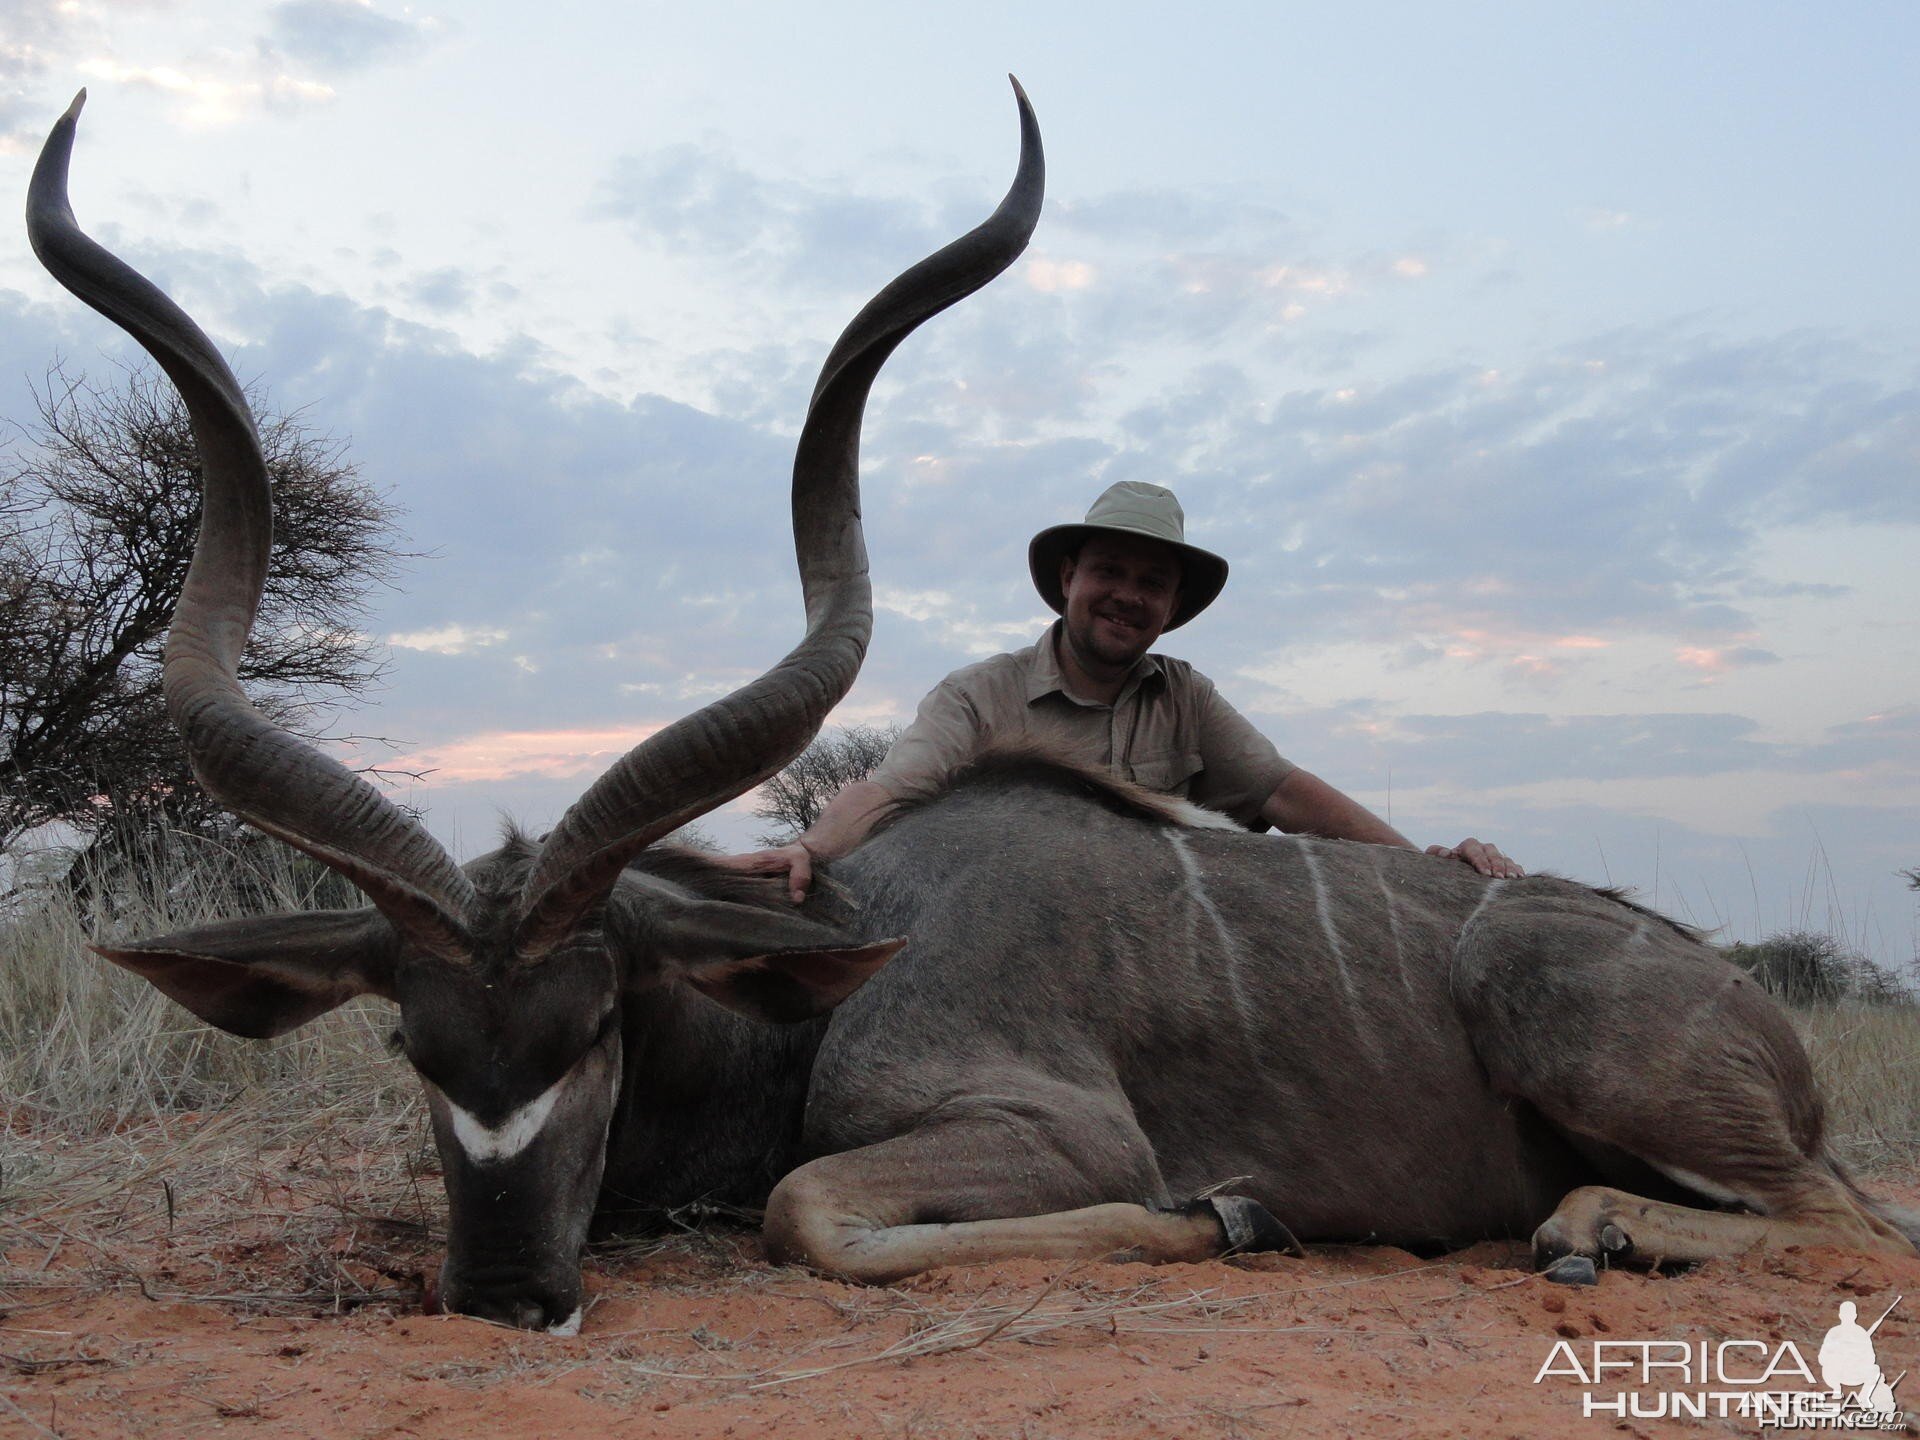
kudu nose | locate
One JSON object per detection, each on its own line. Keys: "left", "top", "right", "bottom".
{"left": 440, "top": 1278, "right": 583, "bottom": 1334}
{"left": 478, "top": 1296, "right": 546, "bottom": 1330}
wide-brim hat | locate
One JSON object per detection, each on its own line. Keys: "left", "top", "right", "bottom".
{"left": 1028, "top": 481, "right": 1228, "bottom": 631}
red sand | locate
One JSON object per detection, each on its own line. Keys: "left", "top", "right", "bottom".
{"left": 7, "top": 1128, "right": 1920, "bottom": 1439}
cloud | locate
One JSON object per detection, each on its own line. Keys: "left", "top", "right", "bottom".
{"left": 1233, "top": 700, "right": 1920, "bottom": 804}
{"left": 1675, "top": 644, "right": 1781, "bottom": 679}
{"left": 402, "top": 267, "right": 475, "bottom": 316}
{"left": 670, "top": 295, "right": 1913, "bottom": 709}
{"left": 1578, "top": 208, "right": 1637, "bottom": 231}
{"left": 15, "top": 186, "right": 1915, "bottom": 702}
{"left": 387, "top": 623, "right": 508, "bottom": 655}
{"left": 590, "top": 142, "right": 1399, "bottom": 362}
{"left": 267, "top": 1, "right": 434, "bottom": 75}
{"left": 1100, "top": 331, "right": 1920, "bottom": 658}
{"left": 1024, "top": 256, "right": 1096, "bottom": 293}
{"left": 0, "top": 0, "right": 87, "bottom": 149}
{"left": 74, "top": 56, "right": 334, "bottom": 126}
{"left": 876, "top": 585, "right": 1043, "bottom": 656}
{"left": 1799, "top": 706, "right": 1920, "bottom": 774}
{"left": 0, "top": 0, "right": 436, "bottom": 145}
{"left": 402, "top": 725, "right": 665, "bottom": 785}
{"left": 1365, "top": 710, "right": 1783, "bottom": 790}
{"left": 592, "top": 141, "right": 954, "bottom": 291}
{"left": 1051, "top": 187, "right": 1298, "bottom": 247}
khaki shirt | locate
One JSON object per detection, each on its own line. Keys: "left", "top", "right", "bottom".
{"left": 867, "top": 621, "right": 1294, "bottom": 828}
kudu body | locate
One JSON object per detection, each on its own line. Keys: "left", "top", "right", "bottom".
{"left": 28, "top": 88, "right": 1914, "bottom": 1334}
{"left": 776, "top": 764, "right": 1919, "bottom": 1282}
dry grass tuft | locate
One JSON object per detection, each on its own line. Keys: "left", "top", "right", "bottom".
{"left": 1795, "top": 1000, "right": 1920, "bottom": 1168}
{"left": 1, "top": 837, "right": 407, "bottom": 1132}
{"left": 0, "top": 1090, "right": 441, "bottom": 1323}
{"left": 2, "top": 836, "right": 434, "bottom": 1324}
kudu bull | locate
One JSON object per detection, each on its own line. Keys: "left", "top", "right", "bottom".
{"left": 29, "top": 86, "right": 1916, "bottom": 1335}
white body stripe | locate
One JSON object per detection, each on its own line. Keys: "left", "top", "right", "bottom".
{"left": 1165, "top": 830, "right": 1255, "bottom": 1033}
{"left": 1296, "top": 839, "right": 1371, "bottom": 1047}
{"left": 1459, "top": 877, "right": 1505, "bottom": 937}
{"left": 1449, "top": 877, "right": 1506, "bottom": 1001}
{"left": 1368, "top": 848, "right": 1416, "bottom": 999}
{"left": 1296, "top": 838, "right": 1347, "bottom": 967}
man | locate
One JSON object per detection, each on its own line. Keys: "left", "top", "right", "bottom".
{"left": 724, "top": 481, "right": 1520, "bottom": 900}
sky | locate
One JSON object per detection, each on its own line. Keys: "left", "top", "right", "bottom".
{"left": 1, "top": 0, "right": 1915, "bottom": 965}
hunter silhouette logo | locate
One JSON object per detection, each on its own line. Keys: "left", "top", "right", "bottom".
{"left": 1534, "top": 1294, "right": 1907, "bottom": 1429}
{"left": 1818, "top": 1300, "right": 1902, "bottom": 1417}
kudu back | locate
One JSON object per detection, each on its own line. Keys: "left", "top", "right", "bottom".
{"left": 30, "top": 87, "right": 1915, "bottom": 1332}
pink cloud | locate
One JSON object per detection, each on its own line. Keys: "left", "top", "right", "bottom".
{"left": 404, "top": 726, "right": 666, "bottom": 785}
{"left": 1676, "top": 645, "right": 1726, "bottom": 673}
{"left": 1432, "top": 624, "right": 1612, "bottom": 677}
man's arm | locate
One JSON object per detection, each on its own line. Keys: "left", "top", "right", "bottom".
{"left": 1260, "top": 768, "right": 1522, "bottom": 878}
{"left": 716, "top": 676, "right": 987, "bottom": 901}
{"left": 711, "top": 779, "right": 895, "bottom": 903}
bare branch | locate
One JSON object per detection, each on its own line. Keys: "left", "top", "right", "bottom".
{"left": 750, "top": 723, "right": 900, "bottom": 845}
{"left": 0, "top": 362, "right": 412, "bottom": 855}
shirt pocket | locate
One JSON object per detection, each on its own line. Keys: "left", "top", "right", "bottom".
{"left": 1125, "top": 748, "right": 1203, "bottom": 795}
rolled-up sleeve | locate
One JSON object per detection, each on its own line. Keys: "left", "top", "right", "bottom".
{"left": 866, "top": 680, "right": 987, "bottom": 802}
{"left": 1189, "top": 676, "right": 1294, "bottom": 827}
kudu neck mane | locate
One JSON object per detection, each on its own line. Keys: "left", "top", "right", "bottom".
{"left": 859, "top": 753, "right": 1705, "bottom": 940}
{"left": 481, "top": 827, "right": 816, "bottom": 921}
{"left": 868, "top": 746, "right": 1244, "bottom": 841}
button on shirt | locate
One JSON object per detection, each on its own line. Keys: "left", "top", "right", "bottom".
{"left": 866, "top": 621, "right": 1294, "bottom": 828}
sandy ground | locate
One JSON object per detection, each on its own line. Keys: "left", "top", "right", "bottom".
{"left": 6, "top": 1115, "right": 1920, "bottom": 1439}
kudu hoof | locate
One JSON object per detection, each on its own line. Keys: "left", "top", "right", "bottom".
{"left": 1543, "top": 1255, "right": 1599, "bottom": 1286}
{"left": 1532, "top": 1207, "right": 1630, "bottom": 1283}
{"left": 1202, "top": 1195, "right": 1306, "bottom": 1258}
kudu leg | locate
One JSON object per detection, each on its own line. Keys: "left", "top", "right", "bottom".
{"left": 764, "top": 1097, "right": 1294, "bottom": 1284}
{"left": 1453, "top": 894, "right": 1917, "bottom": 1271}
{"left": 1534, "top": 1179, "right": 1912, "bottom": 1273}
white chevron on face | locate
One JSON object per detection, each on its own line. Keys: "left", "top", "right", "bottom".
{"left": 446, "top": 1073, "right": 570, "bottom": 1165}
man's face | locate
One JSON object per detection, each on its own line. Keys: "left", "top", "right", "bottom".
{"left": 1058, "top": 533, "right": 1183, "bottom": 673}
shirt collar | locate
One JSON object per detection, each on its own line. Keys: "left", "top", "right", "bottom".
{"left": 1026, "top": 619, "right": 1164, "bottom": 707}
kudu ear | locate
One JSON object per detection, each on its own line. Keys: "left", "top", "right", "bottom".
{"left": 607, "top": 883, "right": 902, "bottom": 1025}
{"left": 681, "top": 933, "right": 904, "bottom": 1025}
{"left": 91, "top": 909, "right": 401, "bottom": 1040}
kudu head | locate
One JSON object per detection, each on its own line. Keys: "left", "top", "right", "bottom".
{"left": 27, "top": 84, "right": 1043, "bottom": 1331}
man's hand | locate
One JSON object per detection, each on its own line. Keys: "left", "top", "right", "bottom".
{"left": 710, "top": 842, "right": 815, "bottom": 903}
{"left": 710, "top": 781, "right": 894, "bottom": 903}
{"left": 1426, "top": 838, "right": 1524, "bottom": 879}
